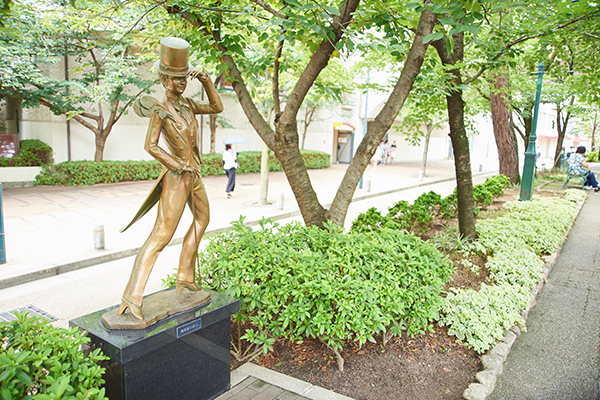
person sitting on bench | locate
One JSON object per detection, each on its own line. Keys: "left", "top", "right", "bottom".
{"left": 568, "top": 146, "right": 599, "bottom": 192}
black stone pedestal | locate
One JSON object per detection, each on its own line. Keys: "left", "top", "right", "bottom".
{"left": 70, "top": 289, "right": 239, "bottom": 400}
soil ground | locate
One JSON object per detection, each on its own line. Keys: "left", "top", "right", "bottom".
{"left": 232, "top": 188, "right": 560, "bottom": 400}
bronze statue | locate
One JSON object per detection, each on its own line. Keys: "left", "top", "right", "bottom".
{"left": 117, "top": 37, "right": 223, "bottom": 321}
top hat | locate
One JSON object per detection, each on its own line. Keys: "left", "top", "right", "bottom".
{"left": 153, "top": 37, "right": 191, "bottom": 77}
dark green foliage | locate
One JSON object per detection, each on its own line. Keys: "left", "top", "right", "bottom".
{"left": 34, "top": 150, "right": 331, "bottom": 186}
{"left": 35, "top": 160, "right": 164, "bottom": 186}
{"left": 473, "top": 185, "right": 493, "bottom": 208}
{"left": 165, "top": 218, "right": 454, "bottom": 354}
{"left": 0, "top": 312, "right": 108, "bottom": 400}
{"left": 351, "top": 175, "right": 511, "bottom": 232}
{"left": 387, "top": 191, "right": 449, "bottom": 233}
{"left": 0, "top": 139, "right": 54, "bottom": 167}
{"left": 350, "top": 207, "right": 393, "bottom": 233}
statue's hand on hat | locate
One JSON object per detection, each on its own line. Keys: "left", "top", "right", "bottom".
{"left": 188, "top": 69, "right": 209, "bottom": 83}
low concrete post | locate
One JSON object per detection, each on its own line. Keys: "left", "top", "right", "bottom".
{"left": 93, "top": 224, "right": 105, "bottom": 250}
{"left": 275, "top": 194, "right": 284, "bottom": 210}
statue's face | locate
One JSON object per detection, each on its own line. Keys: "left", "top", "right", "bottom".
{"left": 163, "top": 75, "right": 187, "bottom": 96}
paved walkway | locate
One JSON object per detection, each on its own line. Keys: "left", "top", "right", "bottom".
{"left": 0, "top": 159, "right": 499, "bottom": 400}
{"left": 489, "top": 189, "right": 600, "bottom": 400}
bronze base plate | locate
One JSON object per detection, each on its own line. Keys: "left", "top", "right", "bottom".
{"left": 102, "top": 289, "right": 211, "bottom": 330}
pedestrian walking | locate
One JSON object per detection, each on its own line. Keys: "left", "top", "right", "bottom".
{"left": 389, "top": 141, "right": 397, "bottom": 164}
{"left": 222, "top": 144, "right": 239, "bottom": 198}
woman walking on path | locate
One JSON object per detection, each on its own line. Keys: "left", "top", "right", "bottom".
{"left": 223, "top": 144, "right": 239, "bottom": 198}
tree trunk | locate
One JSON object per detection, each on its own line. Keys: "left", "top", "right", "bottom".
{"left": 181, "top": 1, "right": 434, "bottom": 228}
{"left": 490, "top": 71, "right": 520, "bottom": 184}
{"left": 421, "top": 124, "right": 432, "bottom": 178}
{"left": 210, "top": 114, "right": 217, "bottom": 154}
{"left": 326, "top": 7, "right": 437, "bottom": 225}
{"left": 94, "top": 132, "right": 106, "bottom": 162}
{"left": 446, "top": 88, "right": 477, "bottom": 239}
{"left": 552, "top": 98, "right": 573, "bottom": 170}
{"left": 433, "top": 31, "right": 477, "bottom": 240}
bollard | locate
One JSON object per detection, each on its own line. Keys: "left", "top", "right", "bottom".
{"left": 93, "top": 224, "right": 105, "bottom": 250}
{"left": 275, "top": 194, "right": 284, "bottom": 210}
{"left": 365, "top": 178, "right": 372, "bottom": 192}
{"left": 418, "top": 170, "right": 424, "bottom": 182}
{"left": 479, "top": 164, "right": 483, "bottom": 172}
{"left": 0, "top": 183, "right": 5, "bottom": 264}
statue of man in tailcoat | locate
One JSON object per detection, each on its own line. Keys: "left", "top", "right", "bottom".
{"left": 118, "top": 37, "right": 223, "bottom": 320}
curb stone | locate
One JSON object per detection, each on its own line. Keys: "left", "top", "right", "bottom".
{"left": 462, "top": 193, "right": 587, "bottom": 400}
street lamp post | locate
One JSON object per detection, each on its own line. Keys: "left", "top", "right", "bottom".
{"left": 519, "top": 63, "right": 545, "bottom": 201}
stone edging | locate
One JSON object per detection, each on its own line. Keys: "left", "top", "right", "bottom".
{"left": 232, "top": 362, "right": 354, "bottom": 400}
{"left": 462, "top": 193, "right": 587, "bottom": 400}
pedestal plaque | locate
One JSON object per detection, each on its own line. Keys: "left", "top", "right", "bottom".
{"left": 70, "top": 289, "right": 239, "bottom": 400}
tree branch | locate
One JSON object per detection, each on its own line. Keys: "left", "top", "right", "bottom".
{"left": 272, "top": 40, "right": 284, "bottom": 117}
{"left": 250, "top": 0, "right": 286, "bottom": 19}
{"left": 281, "top": 0, "right": 360, "bottom": 124}
{"left": 71, "top": 114, "right": 99, "bottom": 135}
{"left": 463, "top": 13, "right": 598, "bottom": 85}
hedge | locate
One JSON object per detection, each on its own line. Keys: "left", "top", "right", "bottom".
{"left": 0, "top": 139, "right": 54, "bottom": 167}
{"left": 35, "top": 150, "right": 331, "bottom": 186}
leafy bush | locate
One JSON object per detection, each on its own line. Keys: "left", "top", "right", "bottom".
{"left": 587, "top": 151, "right": 598, "bottom": 162}
{"left": 440, "top": 194, "right": 579, "bottom": 353}
{"left": 439, "top": 283, "right": 530, "bottom": 353}
{"left": 486, "top": 244, "right": 544, "bottom": 289}
{"left": 565, "top": 188, "right": 586, "bottom": 203}
{"left": 34, "top": 150, "right": 331, "bottom": 186}
{"left": 352, "top": 175, "right": 511, "bottom": 234}
{"left": 476, "top": 196, "right": 576, "bottom": 255}
{"left": 350, "top": 207, "right": 393, "bottom": 233}
{"left": 444, "top": 175, "right": 512, "bottom": 216}
{"left": 0, "top": 312, "right": 108, "bottom": 399}
{"left": 166, "top": 218, "right": 454, "bottom": 362}
{"left": 0, "top": 139, "right": 54, "bottom": 167}
{"left": 35, "top": 161, "right": 163, "bottom": 186}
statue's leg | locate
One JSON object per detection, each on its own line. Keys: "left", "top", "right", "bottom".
{"left": 177, "top": 176, "right": 210, "bottom": 286}
{"left": 122, "top": 173, "right": 187, "bottom": 307}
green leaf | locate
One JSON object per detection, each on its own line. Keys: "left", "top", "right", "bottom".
{"left": 323, "top": 5, "right": 340, "bottom": 16}
{"left": 438, "top": 17, "right": 456, "bottom": 25}
{"left": 423, "top": 32, "right": 444, "bottom": 44}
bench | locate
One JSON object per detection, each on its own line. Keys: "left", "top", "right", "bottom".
{"left": 562, "top": 171, "right": 589, "bottom": 190}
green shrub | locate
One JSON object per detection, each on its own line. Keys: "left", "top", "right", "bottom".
{"left": 476, "top": 196, "right": 576, "bottom": 255}
{"left": 352, "top": 175, "right": 511, "bottom": 233}
{"left": 166, "top": 218, "right": 454, "bottom": 358}
{"left": 34, "top": 150, "right": 331, "bottom": 186}
{"left": 439, "top": 283, "right": 530, "bottom": 353}
{"left": 350, "top": 207, "right": 393, "bottom": 233}
{"left": 0, "top": 312, "right": 108, "bottom": 399}
{"left": 587, "top": 151, "right": 598, "bottom": 162}
{"left": 0, "top": 139, "right": 54, "bottom": 167}
{"left": 440, "top": 194, "right": 579, "bottom": 353}
{"left": 35, "top": 160, "right": 163, "bottom": 186}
